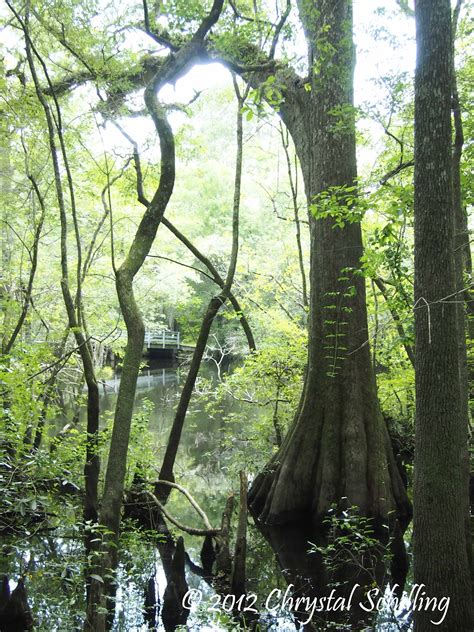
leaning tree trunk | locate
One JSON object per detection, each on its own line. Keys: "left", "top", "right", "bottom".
{"left": 249, "top": 0, "right": 411, "bottom": 532}
{"left": 84, "top": 82, "right": 175, "bottom": 632}
{"left": 412, "top": 1, "right": 473, "bottom": 630}
{"left": 16, "top": 2, "right": 101, "bottom": 582}
{"left": 85, "top": 3, "right": 225, "bottom": 629}
{"left": 157, "top": 78, "right": 247, "bottom": 493}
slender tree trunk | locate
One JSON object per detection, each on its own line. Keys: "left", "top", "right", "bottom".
{"left": 157, "top": 80, "right": 247, "bottom": 493}
{"left": 2, "top": 176, "right": 45, "bottom": 356}
{"left": 451, "top": 0, "right": 472, "bottom": 292}
{"left": 413, "top": 1, "right": 473, "bottom": 630}
{"left": 373, "top": 277, "right": 415, "bottom": 368}
{"left": 231, "top": 471, "right": 248, "bottom": 600}
{"left": 249, "top": 0, "right": 411, "bottom": 531}
{"left": 161, "top": 217, "right": 256, "bottom": 351}
{"left": 32, "top": 329, "right": 69, "bottom": 451}
{"left": 279, "top": 124, "right": 308, "bottom": 309}
{"left": 451, "top": 0, "right": 473, "bottom": 588}
{"left": 85, "top": 83, "right": 175, "bottom": 632}
{"left": 13, "top": 0, "right": 101, "bottom": 588}
{"left": 85, "top": 4, "right": 225, "bottom": 627}
{"left": 113, "top": 122, "right": 256, "bottom": 352}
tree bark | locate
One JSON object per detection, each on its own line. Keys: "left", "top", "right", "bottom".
{"left": 84, "top": 81, "right": 175, "bottom": 632}
{"left": 231, "top": 471, "right": 248, "bottom": 600}
{"left": 373, "top": 276, "right": 415, "bottom": 368}
{"left": 2, "top": 175, "right": 45, "bottom": 356}
{"left": 249, "top": 0, "right": 411, "bottom": 532}
{"left": 413, "top": 1, "right": 473, "bottom": 630}
{"left": 279, "top": 124, "right": 308, "bottom": 310}
{"left": 161, "top": 217, "right": 256, "bottom": 351}
{"left": 113, "top": 121, "right": 257, "bottom": 352}
{"left": 451, "top": 0, "right": 473, "bottom": 590}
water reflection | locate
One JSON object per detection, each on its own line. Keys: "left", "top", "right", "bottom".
{"left": 102, "top": 363, "right": 181, "bottom": 395}
{"left": 103, "top": 361, "right": 408, "bottom": 631}
{"left": 99, "top": 360, "right": 228, "bottom": 476}
{"left": 5, "top": 359, "right": 410, "bottom": 631}
{"left": 104, "top": 360, "right": 299, "bottom": 631}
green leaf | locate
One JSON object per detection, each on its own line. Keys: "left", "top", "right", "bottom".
{"left": 90, "top": 574, "right": 104, "bottom": 583}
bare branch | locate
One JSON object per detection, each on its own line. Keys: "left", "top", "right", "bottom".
{"left": 373, "top": 277, "right": 415, "bottom": 368}
{"left": 143, "top": 490, "right": 219, "bottom": 536}
{"left": 82, "top": 157, "right": 132, "bottom": 281}
{"left": 153, "top": 480, "right": 214, "bottom": 530}
{"left": 2, "top": 174, "right": 46, "bottom": 355}
{"left": 147, "top": 255, "right": 215, "bottom": 283}
{"left": 111, "top": 120, "right": 256, "bottom": 351}
{"left": 379, "top": 160, "right": 414, "bottom": 185}
{"left": 270, "top": 0, "right": 291, "bottom": 59}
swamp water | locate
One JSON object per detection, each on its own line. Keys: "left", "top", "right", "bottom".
{"left": 5, "top": 360, "right": 413, "bottom": 631}
{"left": 98, "top": 360, "right": 295, "bottom": 631}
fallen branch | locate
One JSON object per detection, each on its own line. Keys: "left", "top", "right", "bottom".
{"left": 153, "top": 479, "right": 214, "bottom": 531}
{"left": 143, "top": 490, "right": 220, "bottom": 536}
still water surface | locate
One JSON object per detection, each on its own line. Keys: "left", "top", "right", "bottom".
{"left": 19, "top": 360, "right": 410, "bottom": 630}
{"left": 101, "top": 359, "right": 294, "bottom": 631}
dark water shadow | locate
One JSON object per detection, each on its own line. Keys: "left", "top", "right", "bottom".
{"left": 255, "top": 518, "right": 406, "bottom": 631}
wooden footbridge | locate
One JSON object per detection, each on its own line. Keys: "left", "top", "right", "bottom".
{"left": 144, "top": 329, "right": 181, "bottom": 351}
{"left": 143, "top": 329, "right": 194, "bottom": 358}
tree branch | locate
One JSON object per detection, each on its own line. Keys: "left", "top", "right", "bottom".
{"left": 147, "top": 255, "right": 215, "bottom": 283}
{"left": 143, "top": 490, "right": 219, "bottom": 536}
{"left": 152, "top": 480, "right": 214, "bottom": 531}
{"left": 2, "top": 173, "right": 45, "bottom": 354}
{"left": 270, "top": 0, "right": 291, "bottom": 59}
{"left": 111, "top": 120, "right": 256, "bottom": 352}
{"left": 379, "top": 160, "right": 414, "bottom": 185}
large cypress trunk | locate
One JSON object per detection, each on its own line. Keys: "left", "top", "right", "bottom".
{"left": 412, "top": 1, "right": 473, "bottom": 630}
{"left": 249, "top": 0, "right": 411, "bottom": 532}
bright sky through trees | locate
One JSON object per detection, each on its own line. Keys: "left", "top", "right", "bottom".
{"left": 62, "top": 0, "right": 415, "bottom": 171}
{"left": 0, "top": 0, "right": 415, "bottom": 168}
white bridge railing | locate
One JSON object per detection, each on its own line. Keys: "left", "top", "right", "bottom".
{"left": 143, "top": 329, "right": 181, "bottom": 349}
